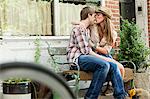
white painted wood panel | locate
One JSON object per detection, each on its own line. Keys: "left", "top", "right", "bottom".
{"left": 135, "top": 0, "right": 149, "bottom": 46}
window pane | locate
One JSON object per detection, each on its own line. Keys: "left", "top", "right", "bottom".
{"left": 57, "top": 3, "right": 85, "bottom": 36}
{"left": 55, "top": 3, "right": 96, "bottom": 36}
{"left": 0, "top": 0, "right": 52, "bottom": 36}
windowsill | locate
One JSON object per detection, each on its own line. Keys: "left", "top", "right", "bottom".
{"left": 0, "top": 36, "right": 70, "bottom": 41}
{"left": 0, "top": 35, "right": 70, "bottom": 49}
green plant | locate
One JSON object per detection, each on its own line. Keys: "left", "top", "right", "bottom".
{"left": 4, "top": 78, "right": 31, "bottom": 84}
{"left": 118, "top": 19, "right": 150, "bottom": 70}
{"left": 46, "top": 41, "right": 60, "bottom": 72}
{"left": 34, "top": 38, "right": 41, "bottom": 64}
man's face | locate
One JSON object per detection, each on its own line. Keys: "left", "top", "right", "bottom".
{"left": 89, "top": 13, "right": 96, "bottom": 25}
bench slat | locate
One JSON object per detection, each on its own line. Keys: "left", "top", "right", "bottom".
{"left": 48, "top": 47, "right": 67, "bottom": 55}
{"left": 63, "top": 70, "right": 93, "bottom": 80}
{"left": 63, "top": 68, "right": 134, "bottom": 81}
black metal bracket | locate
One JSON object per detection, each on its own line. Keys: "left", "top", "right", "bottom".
{"left": 59, "top": 0, "right": 101, "bottom": 6}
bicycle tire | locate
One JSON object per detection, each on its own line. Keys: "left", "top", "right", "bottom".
{"left": 0, "top": 62, "right": 76, "bottom": 99}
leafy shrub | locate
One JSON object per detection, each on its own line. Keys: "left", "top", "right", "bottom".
{"left": 118, "top": 20, "right": 150, "bottom": 70}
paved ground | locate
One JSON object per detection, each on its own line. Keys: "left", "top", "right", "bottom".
{"left": 78, "top": 89, "right": 114, "bottom": 99}
{"left": 98, "top": 96, "right": 114, "bottom": 99}
{"left": 79, "top": 95, "right": 114, "bottom": 99}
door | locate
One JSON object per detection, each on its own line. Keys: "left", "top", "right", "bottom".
{"left": 119, "top": 0, "right": 136, "bottom": 22}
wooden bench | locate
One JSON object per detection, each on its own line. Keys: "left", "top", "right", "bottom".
{"left": 47, "top": 46, "right": 136, "bottom": 81}
{"left": 47, "top": 45, "right": 137, "bottom": 97}
{"left": 47, "top": 46, "right": 93, "bottom": 80}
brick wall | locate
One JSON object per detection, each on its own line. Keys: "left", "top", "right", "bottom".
{"left": 147, "top": 0, "right": 150, "bottom": 46}
{"left": 105, "top": 0, "right": 120, "bottom": 49}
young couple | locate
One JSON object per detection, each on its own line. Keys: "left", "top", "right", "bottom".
{"left": 67, "top": 6, "right": 128, "bottom": 99}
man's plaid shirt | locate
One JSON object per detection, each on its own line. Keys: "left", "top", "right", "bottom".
{"left": 67, "top": 25, "right": 92, "bottom": 63}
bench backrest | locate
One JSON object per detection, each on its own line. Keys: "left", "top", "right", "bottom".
{"left": 47, "top": 46, "right": 70, "bottom": 71}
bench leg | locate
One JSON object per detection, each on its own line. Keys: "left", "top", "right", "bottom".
{"left": 74, "top": 74, "right": 80, "bottom": 98}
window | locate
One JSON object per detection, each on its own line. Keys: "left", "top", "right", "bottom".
{"left": 0, "top": 0, "right": 52, "bottom": 36}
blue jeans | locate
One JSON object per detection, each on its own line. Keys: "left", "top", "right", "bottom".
{"left": 78, "top": 55, "right": 127, "bottom": 99}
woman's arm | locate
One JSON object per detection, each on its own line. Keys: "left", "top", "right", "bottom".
{"left": 95, "top": 46, "right": 109, "bottom": 54}
{"left": 92, "top": 30, "right": 117, "bottom": 55}
{"left": 89, "top": 39, "right": 110, "bottom": 55}
{"left": 89, "top": 50, "right": 112, "bottom": 62}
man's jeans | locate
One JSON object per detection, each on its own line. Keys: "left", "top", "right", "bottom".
{"left": 78, "top": 55, "right": 127, "bottom": 99}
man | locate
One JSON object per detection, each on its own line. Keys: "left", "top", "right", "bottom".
{"left": 67, "top": 6, "right": 128, "bottom": 99}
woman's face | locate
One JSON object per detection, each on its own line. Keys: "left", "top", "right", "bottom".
{"left": 95, "top": 13, "right": 105, "bottom": 24}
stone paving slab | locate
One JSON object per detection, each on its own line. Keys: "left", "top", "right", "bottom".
{"left": 79, "top": 95, "right": 114, "bottom": 99}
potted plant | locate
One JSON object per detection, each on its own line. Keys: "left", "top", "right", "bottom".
{"left": 1, "top": 38, "right": 41, "bottom": 99}
{"left": 118, "top": 19, "right": 150, "bottom": 92}
{"left": 118, "top": 19, "right": 150, "bottom": 71}
{"left": 2, "top": 78, "right": 31, "bottom": 99}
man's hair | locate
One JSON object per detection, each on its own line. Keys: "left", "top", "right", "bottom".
{"left": 80, "top": 6, "right": 95, "bottom": 20}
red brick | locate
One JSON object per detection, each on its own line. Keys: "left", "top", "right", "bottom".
{"left": 111, "top": 17, "right": 117, "bottom": 20}
{"left": 147, "top": 8, "right": 150, "bottom": 12}
{"left": 113, "top": 22, "right": 120, "bottom": 25}
{"left": 112, "top": 14, "right": 120, "bottom": 17}
{"left": 111, "top": 18, "right": 119, "bottom": 21}
{"left": 111, "top": 9, "right": 119, "bottom": 13}
{"left": 106, "top": 5, "right": 112, "bottom": 8}
{"left": 111, "top": 5, "right": 119, "bottom": 9}
{"left": 107, "top": 1, "right": 119, "bottom": 5}
{"left": 108, "top": 1, "right": 116, "bottom": 4}
{"left": 148, "top": 2, "right": 150, "bottom": 4}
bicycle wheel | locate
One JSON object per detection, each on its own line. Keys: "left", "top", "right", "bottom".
{"left": 0, "top": 62, "right": 76, "bottom": 99}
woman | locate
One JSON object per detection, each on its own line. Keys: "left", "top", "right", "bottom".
{"left": 89, "top": 7, "right": 125, "bottom": 78}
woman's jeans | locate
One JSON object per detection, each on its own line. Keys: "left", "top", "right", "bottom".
{"left": 78, "top": 55, "right": 127, "bottom": 99}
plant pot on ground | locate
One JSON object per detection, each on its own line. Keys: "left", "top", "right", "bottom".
{"left": 2, "top": 78, "right": 31, "bottom": 99}
{"left": 118, "top": 19, "right": 150, "bottom": 95}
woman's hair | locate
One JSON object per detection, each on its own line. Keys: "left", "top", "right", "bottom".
{"left": 80, "top": 6, "right": 95, "bottom": 20}
{"left": 97, "top": 16, "right": 113, "bottom": 45}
